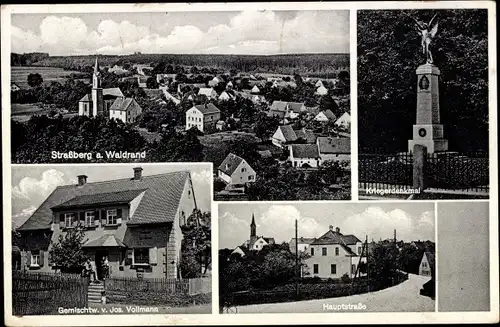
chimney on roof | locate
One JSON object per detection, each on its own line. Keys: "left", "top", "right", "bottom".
{"left": 133, "top": 167, "right": 143, "bottom": 180}
{"left": 77, "top": 175, "right": 88, "bottom": 186}
{"left": 335, "top": 227, "right": 340, "bottom": 233}
{"left": 329, "top": 225, "right": 333, "bottom": 231}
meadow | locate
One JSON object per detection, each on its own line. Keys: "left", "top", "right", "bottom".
{"left": 11, "top": 66, "right": 88, "bottom": 88}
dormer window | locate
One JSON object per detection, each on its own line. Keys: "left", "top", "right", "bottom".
{"left": 65, "top": 213, "right": 75, "bottom": 227}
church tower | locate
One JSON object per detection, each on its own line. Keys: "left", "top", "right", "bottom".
{"left": 250, "top": 213, "right": 257, "bottom": 244}
{"left": 91, "top": 58, "right": 104, "bottom": 116}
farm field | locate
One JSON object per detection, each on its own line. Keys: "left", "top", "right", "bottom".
{"left": 11, "top": 66, "right": 88, "bottom": 88}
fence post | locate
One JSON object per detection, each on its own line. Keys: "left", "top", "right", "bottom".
{"left": 412, "top": 144, "right": 427, "bottom": 191}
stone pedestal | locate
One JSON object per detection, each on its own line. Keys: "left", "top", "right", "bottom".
{"left": 408, "top": 63, "right": 448, "bottom": 153}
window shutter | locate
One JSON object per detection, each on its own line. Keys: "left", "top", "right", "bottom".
{"left": 79, "top": 212, "right": 85, "bottom": 225}
{"left": 59, "top": 213, "right": 66, "bottom": 228}
{"left": 26, "top": 251, "right": 32, "bottom": 267}
{"left": 39, "top": 251, "right": 45, "bottom": 267}
{"left": 149, "top": 247, "right": 158, "bottom": 265}
{"left": 125, "top": 249, "right": 133, "bottom": 265}
{"left": 117, "top": 209, "right": 123, "bottom": 224}
{"left": 101, "top": 209, "right": 106, "bottom": 225}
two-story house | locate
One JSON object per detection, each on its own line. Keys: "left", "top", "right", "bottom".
{"left": 419, "top": 251, "right": 435, "bottom": 277}
{"left": 306, "top": 226, "right": 366, "bottom": 279}
{"left": 16, "top": 168, "right": 198, "bottom": 280}
{"left": 197, "top": 87, "right": 217, "bottom": 99}
{"left": 109, "top": 97, "right": 143, "bottom": 124}
{"left": 317, "top": 137, "right": 351, "bottom": 169}
{"left": 289, "top": 144, "right": 322, "bottom": 168}
{"left": 217, "top": 153, "right": 256, "bottom": 186}
{"left": 271, "top": 125, "right": 316, "bottom": 148}
{"left": 185, "top": 103, "right": 221, "bottom": 132}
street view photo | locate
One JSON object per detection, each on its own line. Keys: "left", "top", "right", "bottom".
{"left": 357, "top": 9, "right": 489, "bottom": 200}
{"left": 218, "top": 202, "right": 436, "bottom": 313}
{"left": 10, "top": 10, "right": 351, "bottom": 201}
{"left": 11, "top": 164, "right": 212, "bottom": 315}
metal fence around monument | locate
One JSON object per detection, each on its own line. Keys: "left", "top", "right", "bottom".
{"left": 425, "top": 151, "right": 489, "bottom": 192}
{"left": 358, "top": 152, "right": 414, "bottom": 190}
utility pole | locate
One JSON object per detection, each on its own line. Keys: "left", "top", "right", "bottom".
{"left": 295, "top": 219, "right": 299, "bottom": 300}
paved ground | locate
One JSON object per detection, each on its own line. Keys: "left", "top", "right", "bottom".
{"left": 88, "top": 303, "right": 211, "bottom": 314}
{"left": 233, "top": 274, "right": 434, "bottom": 313}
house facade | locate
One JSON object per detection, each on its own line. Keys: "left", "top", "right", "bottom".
{"left": 185, "top": 103, "right": 221, "bottom": 132}
{"left": 16, "top": 168, "right": 198, "bottom": 279}
{"left": 289, "top": 144, "right": 321, "bottom": 168}
{"left": 198, "top": 87, "right": 217, "bottom": 99}
{"left": 11, "top": 83, "right": 21, "bottom": 92}
{"left": 315, "top": 85, "right": 328, "bottom": 95}
{"left": 314, "top": 109, "right": 336, "bottom": 122}
{"left": 218, "top": 153, "right": 256, "bottom": 185}
{"left": 419, "top": 252, "right": 435, "bottom": 277}
{"left": 335, "top": 112, "right": 351, "bottom": 129}
{"left": 109, "top": 97, "right": 143, "bottom": 124}
{"left": 317, "top": 137, "right": 351, "bottom": 169}
{"left": 306, "top": 226, "right": 366, "bottom": 279}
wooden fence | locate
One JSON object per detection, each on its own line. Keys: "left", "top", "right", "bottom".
{"left": 12, "top": 271, "right": 88, "bottom": 316}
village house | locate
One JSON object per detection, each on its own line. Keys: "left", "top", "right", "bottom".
{"left": 314, "top": 109, "right": 336, "bottom": 122}
{"left": 289, "top": 144, "right": 322, "bottom": 168}
{"left": 185, "top": 103, "right": 221, "bottom": 132}
{"left": 317, "top": 137, "right": 351, "bottom": 168}
{"left": 156, "top": 73, "right": 177, "bottom": 84}
{"left": 177, "top": 83, "right": 206, "bottom": 96}
{"left": 315, "top": 80, "right": 324, "bottom": 88}
{"left": 160, "top": 87, "right": 181, "bottom": 105}
{"left": 78, "top": 59, "right": 125, "bottom": 118}
{"left": 335, "top": 112, "right": 351, "bottom": 129}
{"left": 218, "top": 153, "right": 256, "bottom": 185}
{"left": 137, "top": 76, "right": 148, "bottom": 88}
{"left": 218, "top": 91, "right": 234, "bottom": 101}
{"left": 216, "top": 120, "right": 226, "bottom": 131}
{"left": 226, "top": 81, "right": 234, "bottom": 89}
{"left": 419, "top": 252, "right": 435, "bottom": 277}
{"left": 251, "top": 85, "right": 260, "bottom": 94}
{"left": 198, "top": 87, "right": 218, "bottom": 99}
{"left": 315, "top": 85, "right": 328, "bottom": 96}
{"left": 109, "top": 97, "right": 143, "bottom": 124}
{"left": 268, "top": 101, "right": 306, "bottom": 121}
{"left": 306, "top": 226, "right": 366, "bottom": 279}
{"left": 15, "top": 168, "right": 198, "bottom": 280}
{"left": 289, "top": 237, "right": 316, "bottom": 254}
{"left": 232, "top": 214, "right": 275, "bottom": 257}
{"left": 108, "top": 65, "right": 129, "bottom": 75}
{"left": 271, "top": 125, "right": 316, "bottom": 148}
{"left": 133, "top": 64, "right": 153, "bottom": 76}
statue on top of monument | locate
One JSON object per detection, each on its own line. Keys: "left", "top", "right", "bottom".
{"left": 411, "top": 13, "right": 439, "bottom": 64}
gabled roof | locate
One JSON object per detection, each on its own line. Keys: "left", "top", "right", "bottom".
{"left": 336, "top": 112, "right": 351, "bottom": 123}
{"left": 322, "top": 109, "right": 336, "bottom": 120}
{"left": 270, "top": 101, "right": 289, "bottom": 112}
{"left": 288, "top": 102, "right": 305, "bottom": 112}
{"left": 311, "top": 229, "right": 361, "bottom": 246}
{"left": 317, "top": 137, "right": 350, "bottom": 154}
{"left": 277, "top": 125, "right": 297, "bottom": 142}
{"left": 424, "top": 251, "right": 435, "bottom": 273}
{"left": 51, "top": 189, "right": 146, "bottom": 210}
{"left": 192, "top": 103, "right": 221, "bottom": 115}
{"left": 110, "top": 97, "right": 140, "bottom": 112}
{"left": 262, "top": 237, "right": 275, "bottom": 244}
{"left": 79, "top": 88, "right": 124, "bottom": 102}
{"left": 198, "top": 87, "right": 216, "bottom": 97}
{"left": 294, "top": 129, "right": 317, "bottom": 144}
{"left": 291, "top": 237, "right": 316, "bottom": 244}
{"left": 290, "top": 144, "right": 320, "bottom": 159}
{"left": 19, "top": 171, "right": 191, "bottom": 230}
{"left": 218, "top": 153, "right": 245, "bottom": 176}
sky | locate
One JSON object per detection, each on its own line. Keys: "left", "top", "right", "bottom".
{"left": 218, "top": 202, "right": 435, "bottom": 249}
{"left": 10, "top": 164, "right": 212, "bottom": 229}
{"left": 11, "top": 10, "right": 349, "bottom": 55}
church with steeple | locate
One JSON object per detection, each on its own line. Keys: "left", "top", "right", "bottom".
{"left": 78, "top": 58, "right": 143, "bottom": 124}
{"left": 231, "top": 213, "right": 276, "bottom": 256}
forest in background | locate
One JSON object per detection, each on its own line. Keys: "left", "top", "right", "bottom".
{"left": 358, "top": 9, "right": 488, "bottom": 153}
{"left": 11, "top": 53, "right": 349, "bottom": 78}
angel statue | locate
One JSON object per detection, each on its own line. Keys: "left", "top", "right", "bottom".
{"left": 412, "top": 13, "right": 439, "bottom": 63}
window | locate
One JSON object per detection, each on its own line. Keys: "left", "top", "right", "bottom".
{"left": 64, "top": 213, "right": 75, "bottom": 227}
{"left": 107, "top": 209, "right": 117, "bottom": 225}
{"left": 248, "top": 175, "right": 253, "bottom": 181}
{"left": 331, "top": 264, "right": 336, "bottom": 274}
{"left": 85, "top": 211, "right": 95, "bottom": 226}
{"left": 322, "top": 247, "right": 327, "bottom": 256}
{"left": 241, "top": 168, "right": 246, "bottom": 173}
{"left": 352, "top": 264, "right": 356, "bottom": 274}
{"left": 133, "top": 248, "right": 149, "bottom": 265}
{"left": 358, "top": 247, "right": 362, "bottom": 255}
{"left": 335, "top": 247, "right": 339, "bottom": 256}
{"left": 31, "top": 250, "right": 41, "bottom": 266}
{"left": 422, "top": 262, "right": 427, "bottom": 268}
{"left": 313, "top": 264, "right": 319, "bottom": 274}
{"left": 311, "top": 248, "right": 314, "bottom": 256}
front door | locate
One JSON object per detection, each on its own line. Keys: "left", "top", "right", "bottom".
{"left": 95, "top": 250, "right": 109, "bottom": 280}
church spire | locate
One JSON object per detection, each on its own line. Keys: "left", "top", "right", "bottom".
{"left": 94, "top": 57, "right": 100, "bottom": 74}
{"left": 250, "top": 213, "right": 256, "bottom": 239}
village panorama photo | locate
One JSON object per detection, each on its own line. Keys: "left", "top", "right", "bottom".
{"left": 218, "top": 202, "right": 436, "bottom": 313}
{"left": 10, "top": 164, "right": 212, "bottom": 315}
{"left": 10, "top": 10, "right": 351, "bottom": 201}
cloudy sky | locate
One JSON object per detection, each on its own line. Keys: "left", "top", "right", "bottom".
{"left": 11, "top": 10, "right": 349, "bottom": 55}
{"left": 10, "top": 164, "right": 212, "bottom": 229}
{"left": 218, "top": 203, "right": 435, "bottom": 249}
